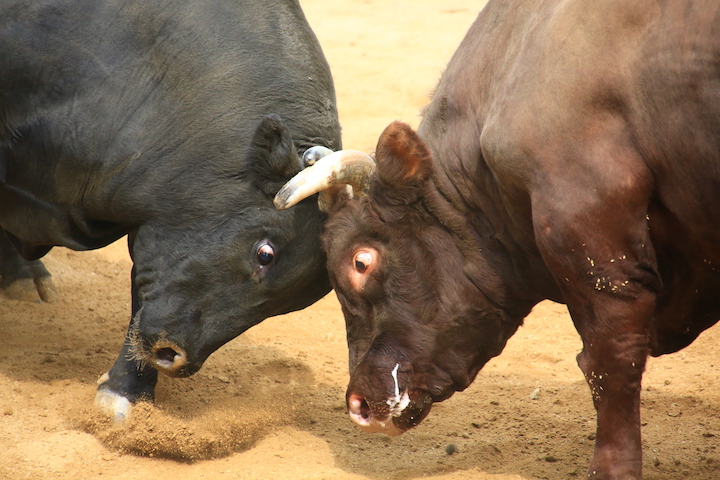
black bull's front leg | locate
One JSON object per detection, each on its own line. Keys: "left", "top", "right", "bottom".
{"left": 95, "top": 258, "right": 158, "bottom": 423}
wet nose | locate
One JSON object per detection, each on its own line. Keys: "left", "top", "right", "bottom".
{"left": 347, "top": 392, "right": 404, "bottom": 435}
{"left": 149, "top": 342, "right": 187, "bottom": 377}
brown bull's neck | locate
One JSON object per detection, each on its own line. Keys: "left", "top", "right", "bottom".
{"left": 422, "top": 163, "right": 559, "bottom": 315}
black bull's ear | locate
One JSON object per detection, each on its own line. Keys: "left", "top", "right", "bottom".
{"left": 249, "top": 114, "right": 304, "bottom": 196}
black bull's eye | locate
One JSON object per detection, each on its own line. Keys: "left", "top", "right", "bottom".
{"left": 257, "top": 244, "right": 275, "bottom": 266}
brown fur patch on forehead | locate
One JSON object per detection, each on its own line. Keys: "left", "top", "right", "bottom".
{"left": 323, "top": 195, "right": 385, "bottom": 256}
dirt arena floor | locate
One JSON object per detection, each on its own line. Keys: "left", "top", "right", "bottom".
{"left": 2, "top": 1, "right": 720, "bottom": 479}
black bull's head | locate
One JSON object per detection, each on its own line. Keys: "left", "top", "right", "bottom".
{"left": 128, "top": 115, "right": 335, "bottom": 378}
{"left": 274, "top": 121, "right": 523, "bottom": 435}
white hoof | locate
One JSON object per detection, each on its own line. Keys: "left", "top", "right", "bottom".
{"left": 95, "top": 388, "right": 133, "bottom": 425}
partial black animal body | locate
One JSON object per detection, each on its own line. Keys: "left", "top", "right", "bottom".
{"left": 276, "top": 0, "right": 720, "bottom": 478}
{"left": 0, "top": 229, "right": 55, "bottom": 302}
{"left": 0, "top": 0, "right": 340, "bottom": 421}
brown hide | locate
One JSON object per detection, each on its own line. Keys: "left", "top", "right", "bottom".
{"left": 322, "top": 0, "right": 720, "bottom": 478}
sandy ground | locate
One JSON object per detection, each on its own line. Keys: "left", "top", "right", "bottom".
{"left": 2, "top": 1, "right": 720, "bottom": 479}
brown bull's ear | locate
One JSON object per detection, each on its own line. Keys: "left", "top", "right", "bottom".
{"left": 249, "top": 114, "right": 303, "bottom": 195}
{"left": 375, "top": 121, "right": 433, "bottom": 186}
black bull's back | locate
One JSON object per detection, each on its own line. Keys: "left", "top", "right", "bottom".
{"left": 0, "top": 0, "right": 340, "bottom": 421}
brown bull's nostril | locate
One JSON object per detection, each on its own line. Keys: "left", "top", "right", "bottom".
{"left": 348, "top": 393, "right": 373, "bottom": 423}
{"left": 150, "top": 343, "right": 187, "bottom": 377}
{"left": 358, "top": 399, "right": 371, "bottom": 420}
{"left": 347, "top": 392, "right": 404, "bottom": 435}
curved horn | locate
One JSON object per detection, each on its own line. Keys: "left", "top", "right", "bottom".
{"left": 274, "top": 149, "right": 375, "bottom": 210}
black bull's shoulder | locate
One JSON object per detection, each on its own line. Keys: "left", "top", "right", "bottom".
{"left": 0, "top": 0, "right": 340, "bottom": 421}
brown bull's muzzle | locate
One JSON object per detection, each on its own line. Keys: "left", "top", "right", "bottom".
{"left": 346, "top": 363, "right": 434, "bottom": 435}
{"left": 346, "top": 390, "right": 434, "bottom": 435}
{"left": 274, "top": 149, "right": 375, "bottom": 211}
{"left": 347, "top": 392, "right": 405, "bottom": 435}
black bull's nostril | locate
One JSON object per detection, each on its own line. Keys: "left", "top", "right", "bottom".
{"left": 150, "top": 343, "right": 187, "bottom": 377}
{"left": 155, "top": 347, "right": 180, "bottom": 366}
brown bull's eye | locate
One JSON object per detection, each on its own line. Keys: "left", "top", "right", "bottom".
{"left": 349, "top": 248, "right": 379, "bottom": 291}
{"left": 354, "top": 251, "right": 373, "bottom": 273}
{"left": 257, "top": 244, "right": 275, "bottom": 266}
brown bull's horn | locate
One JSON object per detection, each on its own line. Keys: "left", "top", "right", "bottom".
{"left": 274, "top": 149, "right": 375, "bottom": 210}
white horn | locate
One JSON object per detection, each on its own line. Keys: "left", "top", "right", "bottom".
{"left": 274, "top": 149, "right": 375, "bottom": 210}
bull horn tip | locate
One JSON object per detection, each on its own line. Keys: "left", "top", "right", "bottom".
{"left": 273, "top": 192, "right": 292, "bottom": 210}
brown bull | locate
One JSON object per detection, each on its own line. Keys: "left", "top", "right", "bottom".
{"left": 275, "top": 0, "right": 720, "bottom": 478}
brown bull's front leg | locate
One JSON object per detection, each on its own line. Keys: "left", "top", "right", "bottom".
{"left": 529, "top": 131, "right": 660, "bottom": 478}
{"left": 575, "top": 327, "right": 650, "bottom": 479}
{"left": 554, "top": 259, "right": 657, "bottom": 480}
{"left": 540, "top": 236, "right": 658, "bottom": 479}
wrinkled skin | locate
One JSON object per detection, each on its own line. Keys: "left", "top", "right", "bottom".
{"left": 1, "top": 0, "right": 338, "bottom": 420}
{"left": 321, "top": 1, "right": 720, "bottom": 478}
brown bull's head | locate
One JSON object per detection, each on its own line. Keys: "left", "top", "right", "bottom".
{"left": 276, "top": 121, "right": 524, "bottom": 435}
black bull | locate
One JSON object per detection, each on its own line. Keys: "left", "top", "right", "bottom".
{"left": 0, "top": 0, "right": 339, "bottom": 421}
